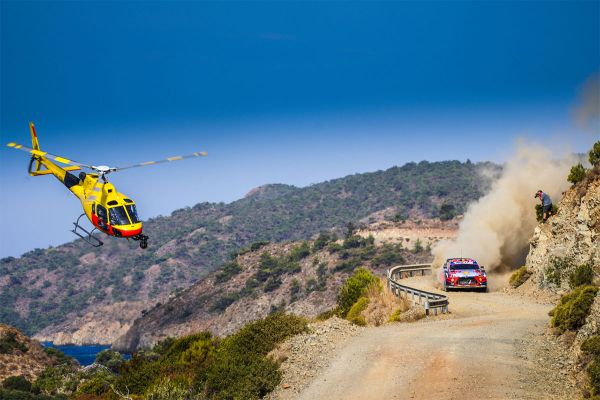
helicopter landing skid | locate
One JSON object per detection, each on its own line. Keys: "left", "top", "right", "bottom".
{"left": 132, "top": 234, "right": 149, "bottom": 249}
{"left": 71, "top": 214, "right": 104, "bottom": 247}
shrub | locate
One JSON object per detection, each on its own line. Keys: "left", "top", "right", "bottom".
{"left": 509, "top": 266, "right": 531, "bottom": 288}
{"left": 337, "top": 268, "right": 379, "bottom": 317}
{"left": 94, "top": 349, "right": 124, "bottom": 373}
{"left": 550, "top": 285, "right": 599, "bottom": 334}
{"left": 582, "top": 336, "right": 600, "bottom": 356}
{"left": 2, "top": 376, "right": 32, "bottom": 392}
{"left": 313, "top": 232, "right": 337, "bottom": 252}
{"left": 146, "top": 377, "right": 189, "bottom": 400}
{"left": 346, "top": 297, "right": 369, "bottom": 326}
{"left": 115, "top": 355, "right": 160, "bottom": 394}
{"left": 439, "top": 202, "right": 456, "bottom": 221}
{"left": 589, "top": 357, "right": 600, "bottom": 396}
{"left": 372, "top": 243, "right": 405, "bottom": 267}
{"left": 544, "top": 256, "right": 571, "bottom": 287}
{"left": 570, "top": 264, "right": 595, "bottom": 288}
{"left": 568, "top": 163, "right": 587, "bottom": 184}
{"left": 316, "top": 308, "right": 340, "bottom": 321}
{"left": 289, "top": 242, "right": 311, "bottom": 261}
{"left": 75, "top": 368, "right": 115, "bottom": 396}
{"left": 214, "top": 262, "right": 242, "bottom": 284}
{"left": 590, "top": 140, "right": 600, "bottom": 167}
{"left": 290, "top": 279, "right": 301, "bottom": 302}
{"left": 202, "top": 314, "right": 307, "bottom": 400}
{"left": 0, "top": 331, "right": 27, "bottom": 354}
{"left": 250, "top": 241, "right": 270, "bottom": 251}
{"left": 412, "top": 239, "right": 424, "bottom": 254}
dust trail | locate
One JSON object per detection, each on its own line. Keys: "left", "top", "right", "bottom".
{"left": 433, "top": 141, "right": 574, "bottom": 272}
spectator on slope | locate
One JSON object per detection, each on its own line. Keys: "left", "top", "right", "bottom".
{"left": 535, "top": 190, "right": 554, "bottom": 223}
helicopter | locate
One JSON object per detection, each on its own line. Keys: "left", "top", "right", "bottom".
{"left": 6, "top": 122, "right": 207, "bottom": 249}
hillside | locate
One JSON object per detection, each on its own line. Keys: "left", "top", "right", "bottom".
{"left": 0, "top": 160, "right": 498, "bottom": 344}
{"left": 113, "top": 226, "right": 437, "bottom": 351}
{"left": 0, "top": 324, "right": 59, "bottom": 382}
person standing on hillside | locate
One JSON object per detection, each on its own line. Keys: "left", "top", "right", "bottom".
{"left": 535, "top": 190, "right": 553, "bottom": 222}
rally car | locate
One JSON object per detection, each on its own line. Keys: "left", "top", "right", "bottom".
{"left": 439, "top": 258, "right": 488, "bottom": 292}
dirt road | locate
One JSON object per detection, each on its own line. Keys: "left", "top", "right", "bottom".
{"left": 292, "top": 276, "right": 575, "bottom": 400}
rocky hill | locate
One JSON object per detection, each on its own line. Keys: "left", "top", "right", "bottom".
{"left": 113, "top": 226, "right": 439, "bottom": 351}
{"left": 0, "top": 160, "right": 495, "bottom": 345}
{"left": 0, "top": 324, "right": 57, "bottom": 382}
{"left": 523, "top": 165, "right": 599, "bottom": 292}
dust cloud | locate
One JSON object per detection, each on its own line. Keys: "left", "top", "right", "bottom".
{"left": 574, "top": 73, "right": 600, "bottom": 131}
{"left": 432, "top": 141, "right": 574, "bottom": 272}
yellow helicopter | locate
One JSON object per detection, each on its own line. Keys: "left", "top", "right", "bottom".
{"left": 6, "top": 123, "right": 207, "bottom": 249}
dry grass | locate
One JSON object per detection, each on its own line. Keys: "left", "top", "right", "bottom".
{"left": 362, "top": 280, "right": 411, "bottom": 326}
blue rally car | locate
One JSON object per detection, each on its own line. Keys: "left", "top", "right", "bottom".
{"left": 438, "top": 258, "right": 488, "bottom": 292}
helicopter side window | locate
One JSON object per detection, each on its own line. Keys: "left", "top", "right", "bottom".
{"left": 109, "top": 206, "right": 131, "bottom": 226}
{"left": 96, "top": 204, "right": 108, "bottom": 222}
{"left": 125, "top": 204, "right": 140, "bottom": 223}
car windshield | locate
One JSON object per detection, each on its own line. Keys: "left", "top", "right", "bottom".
{"left": 109, "top": 206, "right": 131, "bottom": 226}
{"left": 450, "top": 264, "right": 479, "bottom": 270}
{"left": 126, "top": 204, "right": 140, "bottom": 223}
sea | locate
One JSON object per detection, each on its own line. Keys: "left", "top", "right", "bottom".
{"left": 42, "top": 342, "right": 130, "bottom": 366}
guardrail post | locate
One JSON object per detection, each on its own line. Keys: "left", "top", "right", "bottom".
{"left": 425, "top": 301, "right": 430, "bottom": 316}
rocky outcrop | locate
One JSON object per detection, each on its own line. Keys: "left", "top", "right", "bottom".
{"left": 0, "top": 324, "right": 56, "bottom": 382}
{"left": 523, "top": 167, "right": 599, "bottom": 292}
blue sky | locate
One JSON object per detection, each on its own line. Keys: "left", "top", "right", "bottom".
{"left": 1, "top": 1, "right": 599, "bottom": 257}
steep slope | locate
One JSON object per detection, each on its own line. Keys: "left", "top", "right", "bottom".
{"left": 0, "top": 324, "right": 58, "bottom": 382}
{"left": 523, "top": 166, "right": 599, "bottom": 291}
{"left": 0, "top": 160, "right": 497, "bottom": 344}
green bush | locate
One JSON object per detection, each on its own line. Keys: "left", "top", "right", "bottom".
{"left": 544, "top": 256, "right": 571, "bottom": 287}
{"left": 115, "top": 355, "right": 160, "bottom": 394}
{"left": 337, "top": 268, "right": 379, "bottom": 317}
{"left": 202, "top": 313, "right": 308, "bottom": 400}
{"left": 550, "top": 285, "right": 599, "bottom": 334}
{"left": 346, "top": 297, "right": 369, "bottom": 326}
{"left": 568, "top": 163, "right": 587, "bottom": 184}
{"left": 94, "top": 349, "right": 124, "bottom": 373}
{"left": 75, "top": 368, "right": 115, "bottom": 396}
{"left": 589, "top": 357, "right": 600, "bottom": 396}
{"left": 313, "top": 232, "right": 337, "bottom": 252}
{"left": 2, "top": 376, "right": 32, "bottom": 392}
{"left": 412, "top": 239, "right": 424, "bottom": 254}
{"left": 590, "top": 140, "right": 600, "bottom": 167}
{"left": 372, "top": 243, "right": 405, "bottom": 267}
{"left": 569, "top": 264, "right": 595, "bottom": 288}
{"left": 289, "top": 242, "right": 311, "bottom": 261}
{"left": 439, "top": 202, "right": 456, "bottom": 221}
{"left": 0, "top": 389, "right": 62, "bottom": 399}
{"left": 582, "top": 336, "right": 600, "bottom": 356}
{"left": 214, "top": 262, "right": 242, "bottom": 284}
{"left": 146, "top": 377, "right": 189, "bottom": 400}
{"left": 0, "top": 331, "right": 27, "bottom": 354}
{"left": 509, "top": 266, "right": 531, "bottom": 288}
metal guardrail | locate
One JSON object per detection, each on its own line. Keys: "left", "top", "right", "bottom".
{"left": 387, "top": 263, "right": 449, "bottom": 315}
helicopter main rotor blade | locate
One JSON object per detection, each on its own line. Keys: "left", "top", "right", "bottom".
{"left": 112, "top": 151, "right": 208, "bottom": 172}
{"left": 6, "top": 142, "right": 93, "bottom": 169}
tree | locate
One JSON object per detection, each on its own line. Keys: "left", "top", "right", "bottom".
{"left": 590, "top": 140, "right": 600, "bottom": 167}
{"left": 439, "top": 203, "right": 456, "bottom": 221}
{"left": 568, "top": 163, "right": 586, "bottom": 184}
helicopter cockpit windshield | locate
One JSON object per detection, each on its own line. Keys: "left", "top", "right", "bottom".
{"left": 125, "top": 204, "right": 140, "bottom": 223}
{"left": 109, "top": 206, "right": 131, "bottom": 226}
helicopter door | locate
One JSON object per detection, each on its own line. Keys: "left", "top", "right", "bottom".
{"left": 96, "top": 204, "right": 109, "bottom": 230}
